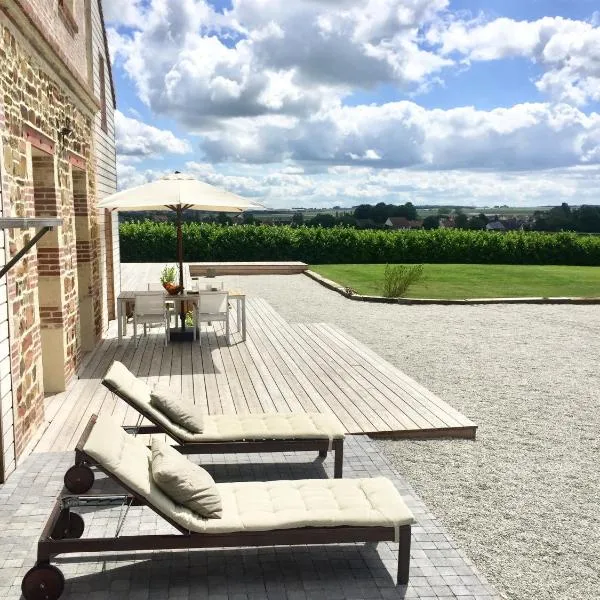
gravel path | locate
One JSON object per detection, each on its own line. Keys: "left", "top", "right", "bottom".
{"left": 222, "top": 273, "right": 600, "bottom": 600}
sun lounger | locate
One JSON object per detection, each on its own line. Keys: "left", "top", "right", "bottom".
{"left": 64, "top": 361, "right": 345, "bottom": 493}
{"left": 22, "top": 414, "right": 415, "bottom": 600}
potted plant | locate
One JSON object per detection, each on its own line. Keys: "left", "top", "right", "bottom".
{"left": 160, "top": 265, "right": 182, "bottom": 295}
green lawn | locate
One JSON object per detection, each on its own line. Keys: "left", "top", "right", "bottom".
{"left": 310, "top": 264, "right": 600, "bottom": 299}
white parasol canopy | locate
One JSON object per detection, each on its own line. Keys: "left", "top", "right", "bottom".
{"left": 97, "top": 172, "right": 265, "bottom": 213}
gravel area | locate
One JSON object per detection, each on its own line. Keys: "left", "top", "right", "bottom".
{"left": 221, "top": 273, "right": 600, "bottom": 600}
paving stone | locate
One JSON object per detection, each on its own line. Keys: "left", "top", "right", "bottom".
{"left": 0, "top": 437, "right": 500, "bottom": 599}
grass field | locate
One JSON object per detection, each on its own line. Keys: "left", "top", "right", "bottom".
{"left": 310, "top": 264, "right": 600, "bottom": 299}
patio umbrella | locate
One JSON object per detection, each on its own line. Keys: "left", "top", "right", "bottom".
{"left": 98, "top": 172, "right": 265, "bottom": 330}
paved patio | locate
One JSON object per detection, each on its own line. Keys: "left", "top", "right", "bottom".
{"left": 0, "top": 436, "right": 498, "bottom": 599}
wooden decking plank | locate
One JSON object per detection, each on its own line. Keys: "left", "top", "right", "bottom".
{"left": 285, "top": 323, "right": 393, "bottom": 432}
{"left": 228, "top": 316, "right": 297, "bottom": 414}
{"left": 314, "top": 323, "right": 464, "bottom": 428}
{"left": 244, "top": 300, "right": 331, "bottom": 416}
{"left": 302, "top": 323, "right": 448, "bottom": 429}
{"left": 211, "top": 324, "right": 251, "bottom": 415}
{"left": 169, "top": 334, "right": 183, "bottom": 393}
{"left": 198, "top": 326, "right": 223, "bottom": 415}
{"left": 242, "top": 322, "right": 306, "bottom": 413}
{"left": 319, "top": 323, "right": 475, "bottom": 428}
{"left": 36, "top": 335, "right": 121, "bottom": 452}
{"left": 322, "top": 322, "right": 475, "bottom": 426}
{"left": 35, "top": 336, "right": 119, "bottom": 451}
{"left": 190, "top": 336, "right": 209, "bottom": 412}
{"left": 249, "top": 299, "right": 367, "bottom": 432}
{"left": 293, "top": 324, "right": 418, "bottom": 431}
{"left": 252, "top": 299, "right": 380, "bottom": 431}
{"left": 223, "top": 322, "right": 278, "bottom": 414}
{"left": 180, "top": 339, "right": 194, "bottom": 407}
{"left": 204, "top": 325, "right": 237, "bottom": 415}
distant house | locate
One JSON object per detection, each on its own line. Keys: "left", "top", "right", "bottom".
{"left": 438, "top": 217, "right": 455, "bottom": 228}
{"left": 384, "top": 217, "right": 423, "bottom": 229}
{"left": 486, "top": 220, "right": 506, "bottom": 231}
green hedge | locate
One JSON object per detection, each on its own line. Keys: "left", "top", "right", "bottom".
{"left": 119, "top": 221, "right": 600, "bottom": 266}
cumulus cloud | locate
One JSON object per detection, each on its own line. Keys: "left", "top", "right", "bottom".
{"left": 108, "top": 1, "right": 600, "bottom": 206}
{"left": 107, "top": 0, "right": 456, "bottom": 128}
{"left": 118, "top": 158, "right": 600, "bottom": 206}
{"left": 115, "top": 111, "right": 192, "bottom": 157}
{"left": 199, "top": 101, "right": 600, "bottom": 170}
{"left": 102, "top": 0, "right": 146, "bottom": 28}
{"left": 429, "top": 16, "right": 600, "bottom": 106}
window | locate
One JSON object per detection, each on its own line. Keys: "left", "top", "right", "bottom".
{"left": 99, "top": 54, "right": 107, "bottom": 133}
{"left": 58, "top": 0, "right": 78, "bottom": 34}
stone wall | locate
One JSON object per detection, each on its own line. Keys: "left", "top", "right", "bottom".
{"left": 0, "top": 18, "right": 103, "bottom": 458}
{"left": 13, "top": 0, "right": 89, "bottom": 83}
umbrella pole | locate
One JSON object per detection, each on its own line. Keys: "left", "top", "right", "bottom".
{"left": 176, "top": 206, "right": 185, "bottom": 331}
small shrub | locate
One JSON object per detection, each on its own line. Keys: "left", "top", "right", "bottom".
{"left": 382, "top": 264, "right": 424, "bottom": 297}
{"left": 159, "top": 265, "right": 177, "bottom": 284}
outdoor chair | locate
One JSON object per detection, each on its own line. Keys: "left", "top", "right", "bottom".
{"left": 191, "top": 277, "right": 224, "bottom": 291}
{"left": 63, "top": 361, "right": 345, "bottom": 493}
{"left": 195, "top": 290, "right": 229, "bottom": 345}
{"left": 23, "top": 414, "right": 414, "bottom": 600}
{"left": 133, "top": 292, "right": 169, "bottom": 346}
{"left": 147, "top": 282, "right": 176, "bottom": 326}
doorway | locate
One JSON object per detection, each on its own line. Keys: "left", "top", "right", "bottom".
{"left": 72, "top": 168, "right": 95, "bottom": 352}
{"left": 32, "top": 148, "right": 65, "bottom": 393}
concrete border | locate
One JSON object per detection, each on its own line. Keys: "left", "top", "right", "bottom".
{"left": 304, "top": 269, "right": 600, "bottom": 305}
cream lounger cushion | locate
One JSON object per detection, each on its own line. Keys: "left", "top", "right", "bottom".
{"left": 150, "top": 385, "right": 204, "bottom": 433}
{"left": 84, "top": 414, "right": 415, "bottom": 535}
{"left": 151, "top": 440, "right": 221, "bottom": 518}
{"left": 103, "top": 361, "right": 345, "bottom": 442}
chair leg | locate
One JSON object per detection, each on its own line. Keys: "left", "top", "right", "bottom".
{"left": 133, "top": 316, "right": 137, "bottom": 345}
{"left": 143, "top": 323, "right": 147, "bottom": 336}
{"left": 334, "top": 441, "right": 344, "bottom": 478}
{"left": 225, "top": 315, "right": 230, "bottom": 345}
{"left": 397, "top": 525, "right": 411, "bottom": 585}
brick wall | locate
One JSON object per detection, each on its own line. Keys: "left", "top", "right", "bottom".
{"left": 0, "top": 18, "right": 103, "bottom": 460}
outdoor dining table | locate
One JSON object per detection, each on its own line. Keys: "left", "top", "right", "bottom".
{"left": 116, "top": 289, "right": 246, "bottom": 343}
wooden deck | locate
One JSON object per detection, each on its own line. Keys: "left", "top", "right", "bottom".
{"left": 33, "top": 293, "right": 476, "bottom": 453}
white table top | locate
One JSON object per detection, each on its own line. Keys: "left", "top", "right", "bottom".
{"left": 118, "top": 289, "right": 245, "bottom": 300}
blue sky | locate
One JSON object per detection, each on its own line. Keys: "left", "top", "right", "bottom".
{"left": 103, "top": 0, "right": 600, "bottom": 208}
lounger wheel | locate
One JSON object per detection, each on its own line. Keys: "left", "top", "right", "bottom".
{"left": 51, "top": 511, "right": 84, "bottom": 540}
{"left": 64, "top": 464, "right": 94, "bottom": 493}
{"left": 21, "top": 564, "right": 64, "bottom": 600}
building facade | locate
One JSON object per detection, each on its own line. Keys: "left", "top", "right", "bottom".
{"left": 0, "top": 0, "right": 117, "bottom": 481}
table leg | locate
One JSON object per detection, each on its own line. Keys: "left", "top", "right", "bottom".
{"left": 242, "top": 297, "right": 246, "bottom": 341}
{"left": 117, "top": 299, "right": 123, "bottom": 342}
{"left": 237, "top": 298, "right": 241, "bottom": 332}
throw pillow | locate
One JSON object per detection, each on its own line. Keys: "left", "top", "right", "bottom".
{"left": 151, "top": 439, "right": 222, "bottom": 519}
{"left": 150, "top": 385, "right": 203, "bottom": 433}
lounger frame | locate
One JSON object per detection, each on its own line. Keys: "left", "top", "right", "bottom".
{"left": 102, "top": 378, "right": 344, "bottom": 478}
{"left": 34, "top": 416, "right": 411, "bottom": 589}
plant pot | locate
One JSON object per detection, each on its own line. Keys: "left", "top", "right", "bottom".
{"left": 162, "top": 283, "right": 183, "bottom": 296}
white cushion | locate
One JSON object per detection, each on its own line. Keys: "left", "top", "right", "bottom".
{"left": 180, "top": 413, "right": 345, "bottom": 443}
{"left": 84, "top": 414, "right": 415, "bottom": 535}
{"left": 150, "top": 385, "right": 204, "bottom": 434}
{"left": 151, "top": 440, "right": 222, "bottom": 519}
{"left": 103, "top": 361, "right": 345, "bottom": 443}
